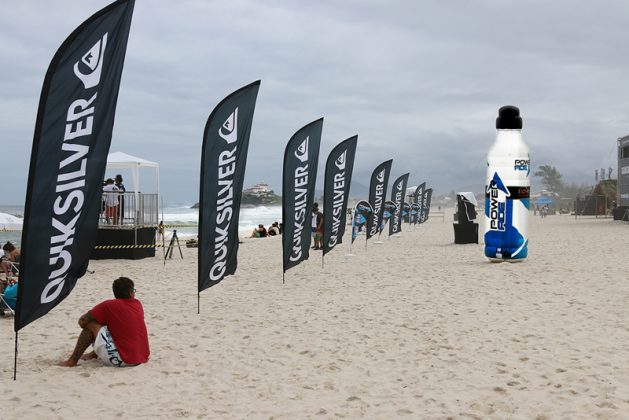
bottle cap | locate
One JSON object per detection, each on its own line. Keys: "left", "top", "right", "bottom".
{"left": 496, "top": 105, "right": 522, "bottom": 129}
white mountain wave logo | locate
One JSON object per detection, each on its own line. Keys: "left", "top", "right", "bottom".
{"left": 335, "top": 150, "right": 347, "bottom": 170}
{"left": 219, "top": 108, "right": 238, "bottom": 143}
{"left": 74, "top": 33, "right": 108, "bottom": 89}
{"left": 295, "top": 137, "right": 309, "bottom": 162}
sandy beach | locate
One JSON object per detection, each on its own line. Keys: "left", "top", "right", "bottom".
{"left": 1, "top": 213, "right": 629, "bottom": 418}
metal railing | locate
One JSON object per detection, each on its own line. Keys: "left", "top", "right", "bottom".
{"left": 99, "top": 192, "right": 158, "bottom": 228}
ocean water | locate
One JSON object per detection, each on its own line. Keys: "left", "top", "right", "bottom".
{"left": 0, "top": 204, "right": 283, "bottom": 244}
{"left": 160, "top": 205, "right": 282, "bottom": 239}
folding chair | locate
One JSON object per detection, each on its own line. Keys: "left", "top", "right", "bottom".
{"left": 0, "top": 279, "right": 16, "bottom": 316}
{"left": 0, "top": 262, "right": 18, "bottom": 316}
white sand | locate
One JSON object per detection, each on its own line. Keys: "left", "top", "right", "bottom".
{"left": 2, "top": 214, "right": 629, "bottom": 418}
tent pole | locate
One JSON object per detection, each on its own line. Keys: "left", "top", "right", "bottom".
{"left": 161, "top": 198, "right": 165, "bottom": 261}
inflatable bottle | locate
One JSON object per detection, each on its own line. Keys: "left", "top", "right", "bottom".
{"left": 484, "top": 105, "right": 530, "bottom": 262}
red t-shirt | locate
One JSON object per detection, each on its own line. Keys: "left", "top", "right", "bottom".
{"left": 90, "top": 298, "right": 150, "bottom": 364}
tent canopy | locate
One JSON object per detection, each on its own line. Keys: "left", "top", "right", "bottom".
{"left": 0, "top": 212, "right": 23, "bottom": 231}
{"left": 106, "top": 151, "right": 160, "bottom": 196}
{"left": 536, "top": 196, "right": 554, "bottom": 205}
{"left": 457, "top": 192, "right": 478, "bottom": 206}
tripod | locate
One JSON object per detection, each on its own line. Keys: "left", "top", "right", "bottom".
{"left": 164, "top": 229, "right": 183, "bottom": 261}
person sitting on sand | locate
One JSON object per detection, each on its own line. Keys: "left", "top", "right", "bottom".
{"left": 251, "top": 224, "right": 268, "bottom": 238}
{"left": 268, "top": 222, "right": 280, "bottom": 236}
{"left": 59, "top": 277, "right": 150, "bottom": 367}
{"left": 1, "top": 241, "right": 20, "bottom": 279}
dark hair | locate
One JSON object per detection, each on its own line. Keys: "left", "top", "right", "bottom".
{"left": 3, "top": 242, "right": 15, "bottom": 252}
{"left": 112, "top": 277, "right": 135, "bottom": 299}
{"left": 115, "top": 174, "right": 123, "bottom": 182}
{"left": 105, "top": 178, "right": 114, "bottom": 184}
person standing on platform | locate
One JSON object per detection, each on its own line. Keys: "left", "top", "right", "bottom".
{"left": 115, "top": 174, "right": 126, "bottom": 225}
{"left": 103, "top": 178, "right": 120, "bottom": 225}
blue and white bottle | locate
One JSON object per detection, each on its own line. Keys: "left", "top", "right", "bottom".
{"left": 484, "top": 105, "right": 530, "bottom": 262}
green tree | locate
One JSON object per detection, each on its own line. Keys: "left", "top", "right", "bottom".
{"left": 534, "top": 165, "right": 564, "bottom": 193}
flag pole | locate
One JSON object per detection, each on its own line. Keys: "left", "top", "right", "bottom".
{"left": 197, "top": 293, "right": 200, "bottom": 314}
{"left": 13, "top": 332, "right": 18, "bottom": 380}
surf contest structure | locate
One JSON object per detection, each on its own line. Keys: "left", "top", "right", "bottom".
{"left": 484, "top": 105, "right": 530, "bottom": 262}
{"left": 198, "top": 81, "right": 261, "bottom": 296}
{"left": 412, "top": 182, "right": 425, "bottom": 225}
{"left": 351, "top": 200, "right": 372, "bottom": 244}
{"left": 322, "top": 136, "right": 358, "bottom": 257}
{"left": 281, "top": 119, "right": 323, "bottom": 276}
{"left": 17, "top": 0, "right": 136, "bottom": 332}
{"left": 389, "top": 173, "right": 409, "bottom": 235}
{"left": 366, "top": 159, "right": 392, "bottom": 242}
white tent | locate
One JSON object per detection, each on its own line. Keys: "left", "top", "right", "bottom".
{"left": 0, "top": 212, "right": 23, "bottom": 231}
{"left": 458, "top": 192, "right": 478, "bottom": 206}
{"left": 106, "top": 151, "right": 160, "bottom": 199}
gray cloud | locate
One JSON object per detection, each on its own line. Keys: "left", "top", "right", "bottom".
{"left": 1, "top": 0, "right": 627, "bottom": 205}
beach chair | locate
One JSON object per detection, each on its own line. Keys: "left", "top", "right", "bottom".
{"left": 0, "top": 262, "right": 18, "bottom": 316}
{"left": 0, "top": 277, "right": 16, "bottom": 317}
{"left": 0, "top": 289, "right": 15, "bottom": 316}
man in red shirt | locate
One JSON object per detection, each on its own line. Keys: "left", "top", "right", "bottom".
{"left": 59, "top": 277, "right": 150, "bottom": 367}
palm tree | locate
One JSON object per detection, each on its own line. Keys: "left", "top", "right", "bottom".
{"left": 533, "top": 165, "right": 564, "bottom": 194}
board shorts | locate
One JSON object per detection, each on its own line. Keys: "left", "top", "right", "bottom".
{"left": 105, "top": 205, "right": 118, "bottom": 219}
{"left": 93, "top": 326, "right": 135, "bottom": 367}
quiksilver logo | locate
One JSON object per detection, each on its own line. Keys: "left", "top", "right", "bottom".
{"left": 295, "top": 137, "right": 309, "bottom": 163}
{"left": 45, "top": 34, "right": 108, "bottom": 304}
{"left": 376, "top": 170, "right": 385, "bottom": 183}
{"left": 327, "top": 154, "right": 347, "bottom": 248}
{"left": 74, "top": 33, "right": 108, "bottom": 89}
{"left": 219, "top": 108, "right": 238, "bottom": 143}
{"left": 335, "top": 150, "right": 346, "bottom": 170}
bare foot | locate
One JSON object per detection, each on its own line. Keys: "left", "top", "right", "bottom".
{"left": 81, "top": 351, "right": 97, "bottom": 361}
{"left": 58, "top": 359, "right": 78, "bottom": 367}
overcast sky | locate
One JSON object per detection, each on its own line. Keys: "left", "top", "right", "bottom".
{"left": 1, "top": 0, "right": 627, "bottom": 206}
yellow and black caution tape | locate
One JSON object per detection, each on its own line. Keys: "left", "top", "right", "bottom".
{"left": 94, "top": 244, "right": 165, "bottom": 249}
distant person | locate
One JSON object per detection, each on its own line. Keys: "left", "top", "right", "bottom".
{"left": 311, "top": 203, "right": 324, "bottom": 250}
{"left": 251, "top": 224, "right": 268, "bottom": 238}
{"left": 103, "top": 178, "right": 120, "bottom": 224}
{"left": 59, "top": 277, "right": 150, "bottom": 367}
{"left": 158, "top": 221, "right": 165, "bottom": 243}
{"left": 268, "top": 222, "right": 280, "bottom": 236}
{"left": 115, "top": 174, "right": 126, "bottom": 224}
